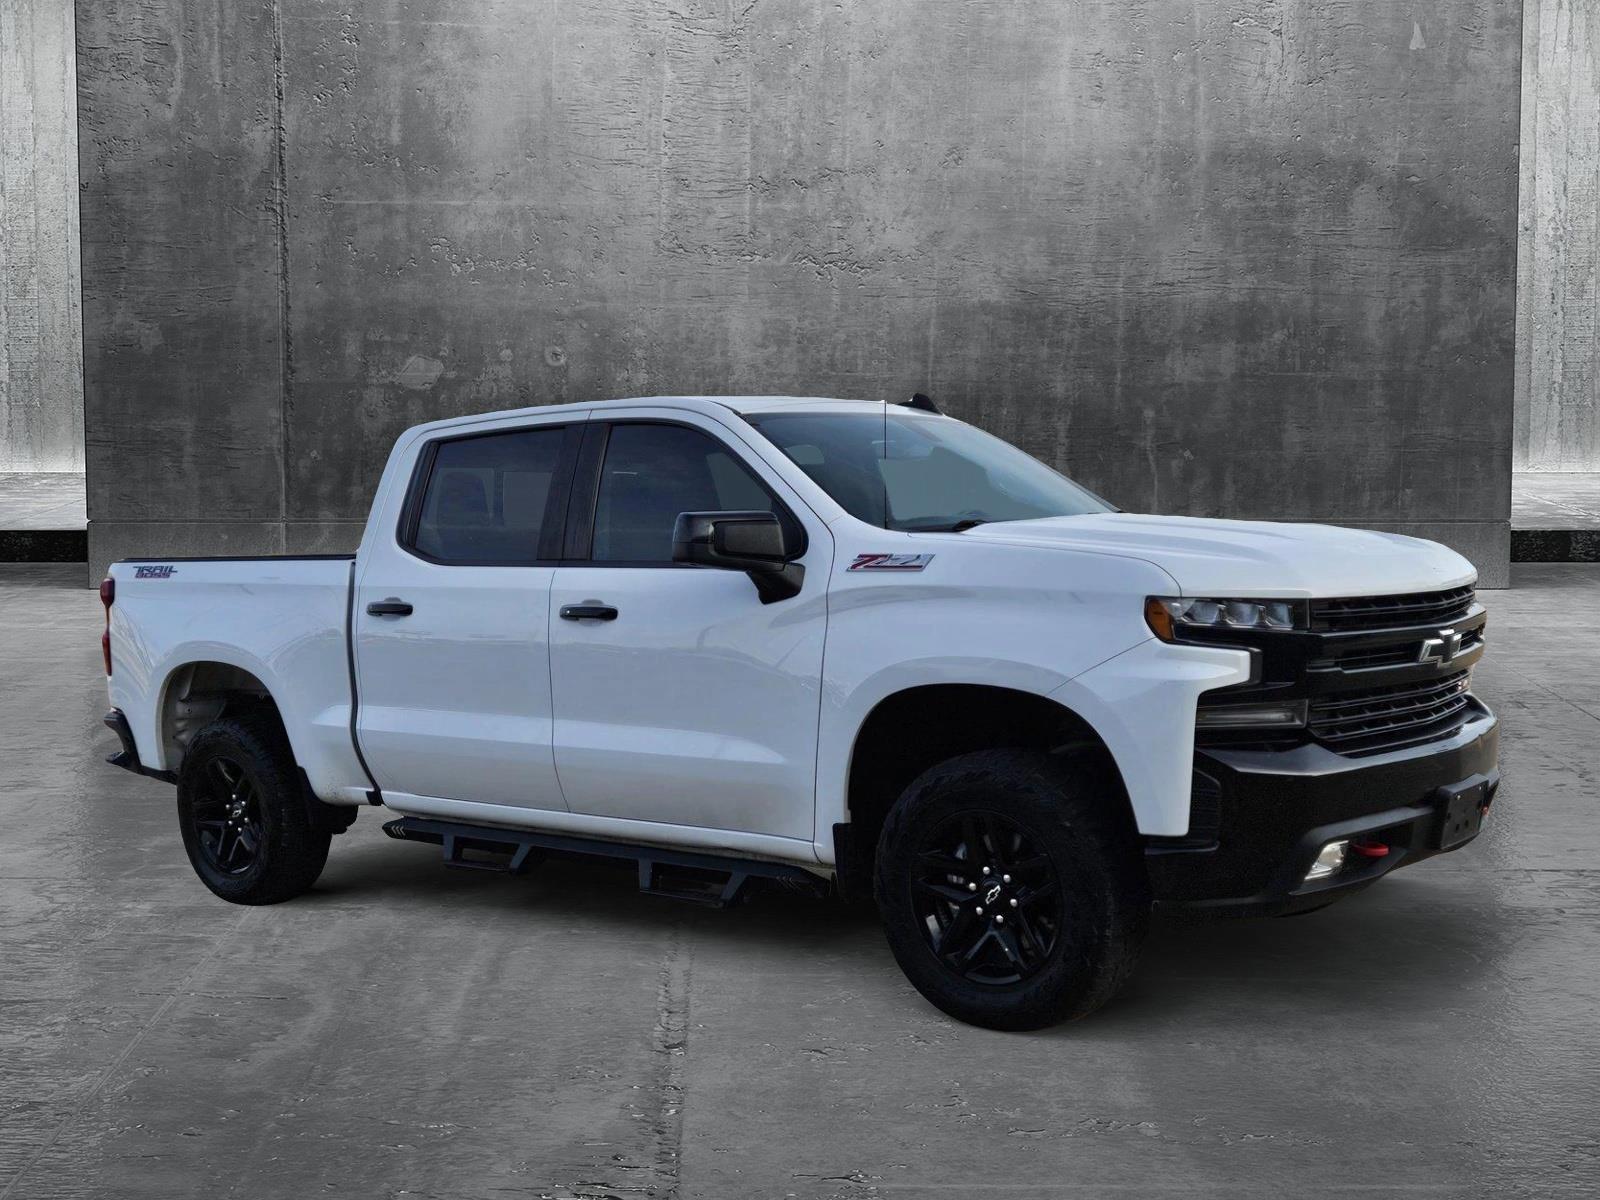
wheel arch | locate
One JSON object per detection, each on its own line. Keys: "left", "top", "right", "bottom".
{"left": 155, "top": 657, "right": 285, "bottom": 772}
{"left": 835, "top": 683, "right": 1136, "bottom": 897}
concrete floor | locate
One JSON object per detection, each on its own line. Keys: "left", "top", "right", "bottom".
{"left": 1, "top": 563, "right": 1596, "bottom": 1199}
{"left": 1513, "top": 473, "right": 1600, "bottom": 530}
{"left": 0, "top": 474, "right": 87, "bottom": 531}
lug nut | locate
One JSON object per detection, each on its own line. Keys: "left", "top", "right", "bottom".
{"left": 981, "top": 866, "right": 991, "bottom": 875}
{"left": 967, "top": 882, "right": 977, "bottom": 892}
{"left": 995, "top": 915, "right": 1006, "bottom": 925}
{"left": 975, "top": 906, "right": 984, "bottom": 916}
{"left": 1002, "top": 874, "right": 1011, "bottom": 883}
{"left": 1009, "top": 898, "right": 1018, "bottom": 908}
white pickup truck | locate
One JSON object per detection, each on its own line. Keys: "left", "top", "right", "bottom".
{"left": 101, "top": 395, "right": 1499, "bottom": 1028}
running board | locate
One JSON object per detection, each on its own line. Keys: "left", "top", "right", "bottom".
{"left": 381, "top": 816, "right": 827, "bottom": 908}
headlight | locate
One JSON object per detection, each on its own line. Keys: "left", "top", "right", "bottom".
{"left": 1145, "top": 596, "right": 1306, "bottom": 641}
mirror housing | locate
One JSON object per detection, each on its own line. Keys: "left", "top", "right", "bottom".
{"left": 672, "top": 510, "right": 805, "bottom": 603}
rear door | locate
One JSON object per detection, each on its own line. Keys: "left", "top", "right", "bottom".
{"left": 353, "top": 415, "right": 582, "bottom": 811}
{"left": 547, "top": 411, "right": 831, "bottom": 843}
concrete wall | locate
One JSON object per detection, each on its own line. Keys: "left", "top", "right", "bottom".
{"left": 1516, "top": 0, "right": 1599, "bottom": 473}
{"left": 1, "top": 0, "right": 83, "bottom": 473}
{"left": 78, "top": 0, "right": 1522, "bottom": 584}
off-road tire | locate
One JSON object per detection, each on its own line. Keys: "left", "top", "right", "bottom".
{"left": 176, "top": 711, "right": 331, "bottom": 904}
{"left": 874, "top": 749, "right": 1150, "bottom": 1030}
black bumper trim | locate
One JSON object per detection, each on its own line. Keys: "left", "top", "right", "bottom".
{"left": 103, "top": 709, "right": 177, "bottom": 784}
{"left": 1148, "top": 702, "right": 1500, "bottom": 916}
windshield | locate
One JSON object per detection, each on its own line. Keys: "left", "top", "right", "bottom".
{"left": 745, "top": 410, "right": 1111, "bottom": 531}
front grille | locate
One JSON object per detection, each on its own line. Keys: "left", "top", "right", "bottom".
{"left": 1309, "top": 670, "right": 1473, "bottom": 755}
{"left": 1312, "top": 585, "right": 1475, "bottom": 632}
{"left": 1325, "top": 627, "right": 1484, "bottom": 672}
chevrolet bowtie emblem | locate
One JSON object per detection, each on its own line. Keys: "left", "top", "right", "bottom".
{"left": 1418, "top": 627, "right": 1463, "bottom": 666}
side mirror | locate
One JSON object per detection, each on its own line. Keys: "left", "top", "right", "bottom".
{"left": 672, "top": 510, "right": 806, "bottom": 604}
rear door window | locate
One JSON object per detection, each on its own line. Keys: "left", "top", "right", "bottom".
{"left": 412, "top": 426, "right": 567, "bottom": 563}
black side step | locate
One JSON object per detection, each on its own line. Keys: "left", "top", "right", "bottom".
{"left": 381, "top": 816, "right": 827, "bottom": 908}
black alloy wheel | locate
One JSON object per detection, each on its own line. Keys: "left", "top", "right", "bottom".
{"left": 911, "top": 810, "right": 1063, "bottom": 985}
{"left": 874, "top": 749, "right": 1150, "bottom": 1030}
{"left": 176, "top": 711, "right": 332, "bottom": 904}
{"left": 191, "top": 756, "right": 265, "bottom": 876}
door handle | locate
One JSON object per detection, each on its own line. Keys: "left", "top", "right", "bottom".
{"left": 560, "top": 603, "right": 618, "bottom": 622}
{"left": 366, "top": 598, "right": 414, "bottom": 617}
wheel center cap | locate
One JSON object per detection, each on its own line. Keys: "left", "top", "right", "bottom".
{"left": 984, "top": 883, "right": 1003, "bottom": 906}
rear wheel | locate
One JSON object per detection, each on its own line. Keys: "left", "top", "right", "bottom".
{"left": 176, "top": 712, "right": 330, "bottom": 904}
{"left": 874, "top": 749, "right": 1149, "bottom": 1030}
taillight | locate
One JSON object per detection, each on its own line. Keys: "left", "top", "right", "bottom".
{"left": 100, "top": 577, "right": 115, "bottom": 676}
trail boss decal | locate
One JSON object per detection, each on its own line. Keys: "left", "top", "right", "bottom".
{"left": 134, "top": 565, "right": 178, "bottom": 579}
{"left": 848, "top": 553, "right": 934, "bottom": 572}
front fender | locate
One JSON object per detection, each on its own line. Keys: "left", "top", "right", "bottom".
{"left": 1050, "top": 638, "right": 1252, "bottom": 836}
{"left": 813, "top": 656, "right": 1079, "bottom": 857}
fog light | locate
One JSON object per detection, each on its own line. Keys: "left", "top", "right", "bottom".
{"left": 1304, "top": 839, "right": 1349, "bottom": 883}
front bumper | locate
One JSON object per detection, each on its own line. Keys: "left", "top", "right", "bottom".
{"left": 1147, "top": 697, "right": 1500, "bottom": 916}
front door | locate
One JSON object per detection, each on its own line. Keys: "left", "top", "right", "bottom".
{"left": 548, "top": 416, "right": 830, "bottom": 843}
{"left": 354, "top": 418, "right": 580, "bottom": 811}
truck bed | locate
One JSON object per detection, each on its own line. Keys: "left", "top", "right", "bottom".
{"left": 105, "top": 555, "right": 372, "bottom": 805}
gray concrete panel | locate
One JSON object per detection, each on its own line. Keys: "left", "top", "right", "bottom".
{"left": 80, "top": 2, "right": 1522, "bottom": 582}
{"left": 1516, "top": 0, "right": 1600, "bottom": 472}
{"left": 1, "top": 0, "right": 83, "bottom": 472}
{"left": 76, "top": 1, "right": 286, "bottom": 523}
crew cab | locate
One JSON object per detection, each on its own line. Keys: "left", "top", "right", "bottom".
{"left": 100, "top": 395, "right": 1500, "bottom": 1029}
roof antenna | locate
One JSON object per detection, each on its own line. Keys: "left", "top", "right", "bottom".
{"left": 901, "top": 392, "right": 940, "bottom": 413}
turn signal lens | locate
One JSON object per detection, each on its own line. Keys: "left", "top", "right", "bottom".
{"left": 1146, "top": 596, "right": 1305, "bottom": 640}
{"left": 1143, "top": 596, "right": 1175, "bottom": 641}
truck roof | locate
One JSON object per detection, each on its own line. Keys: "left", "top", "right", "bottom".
{"left": 712, "top": 396, "right": 899, "bottom": 415}
{"left": 402, "top": 395, "right": 939, "bottom": 439}
{"left": 587, "top": 395, "right": 925, "bottom": 417}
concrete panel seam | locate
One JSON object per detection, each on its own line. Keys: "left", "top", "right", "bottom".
{"left": 272, "top": 0, "right": 292, "bottom": 523}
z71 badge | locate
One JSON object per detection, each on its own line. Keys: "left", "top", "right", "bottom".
{"left": 134, "top": 564, "right": 178, "bottom": 579}
{"left": 848, "top": 553, "right": 934, "bottom": 572}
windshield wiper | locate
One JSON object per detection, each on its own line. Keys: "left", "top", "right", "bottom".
{"left": 949, "top": 518, "right": 989, "bottom": 532}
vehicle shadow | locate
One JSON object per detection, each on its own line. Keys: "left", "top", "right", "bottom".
{"left": 304, "top": 824, "right": 1494, "bottom": 1028}
{"left": 1095, "top": 888, "right": 1497, "bottom": 1030}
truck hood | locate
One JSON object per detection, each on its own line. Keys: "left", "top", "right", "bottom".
{"left": 962, "top": 513, "right": 1477, "bottom": 598}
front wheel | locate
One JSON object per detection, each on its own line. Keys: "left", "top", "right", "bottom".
{"left": 176, "top": 712, "right": 330, "bottom": 905}
{"left": 873, "top": 749, "right": 1150, "bottom": 1030}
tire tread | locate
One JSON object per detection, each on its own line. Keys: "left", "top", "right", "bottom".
{"left": 176, "top": 710, "right": 330, "bottom": 905}
{"left": 873, "top": 748, "right": 1150, "bottom": 1029}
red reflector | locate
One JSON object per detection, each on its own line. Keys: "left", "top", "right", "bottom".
{"left": 1350, "top": 840, "right": 1389, "bottom": 858}
{"left": 100, "top": 577, "right": 114, "bottom": 676}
